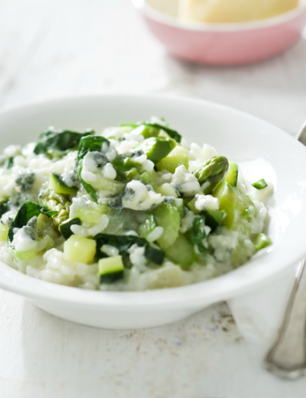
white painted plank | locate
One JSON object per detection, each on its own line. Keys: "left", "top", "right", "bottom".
{"left": 0, "top": 290, "right": 305, "bottom": 398}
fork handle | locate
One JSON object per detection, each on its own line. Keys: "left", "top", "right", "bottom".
{"left": 264, "top": 260, "right": 306, "bottom": 379}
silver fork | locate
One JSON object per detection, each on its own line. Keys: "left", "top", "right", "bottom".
{"left": 264, "top": 121, "right": 306, "bottom": 379}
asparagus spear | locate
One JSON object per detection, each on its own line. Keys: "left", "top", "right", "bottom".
{"left": 193, "top": 156, "right": 229, "bottom": 194}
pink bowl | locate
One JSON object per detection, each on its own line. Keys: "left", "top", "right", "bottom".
{"left": 133, "top": 0, "right": 306, "bottom": 65}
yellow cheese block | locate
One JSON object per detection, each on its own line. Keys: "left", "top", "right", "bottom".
{"left": 178, "top": 0, "right": 299, "bottom": 23}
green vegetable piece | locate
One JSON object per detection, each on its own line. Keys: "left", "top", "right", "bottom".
{"left": 39, "top": 190, "right": 71, "bottom": 227}
{"left": 140, "top": 125, "right": 160, "bottom": 139}
{"left": 8, "top": 201, "right": 57, "bottom": 243}
{"left": 111, "top": 157, "right": 140, "bottom": 181}
{"left": 144, "top": 246, "right": 165, "bottom": 265}
{"left": 174, "top": 198, "right": 185, "bottom": 218}
{"left": 77, "top": 135, "right": 110, "bottom": 202}
{"left": 49, "top": 173, "right": 78, "bottom": 196}
{"left": 193, "top": 156, "right": 229, "bottom": 194}
{"left": 99, "top": 255, "right": 124, "bottom": 284}
{"left": 186, "top": 216, "right": 207, "bottom": 253}
{"left": 120, "top": 122, "right": 182, "bottom": 143}
{"left": 34, "top": 127, "right": 94, "bottom": 155}
{"left": 0, "top": 199, "right": 10, "bottom": 218}
{"left": 94, "top": 234, "right": 164, "bottom": 265}
{"left": 253, "top": 233, "right": 272, "bottom": 252}
{"left": 225, "top": 162, "right": 238, "bottom": 186}
{"left": 4, "top": 157, "right": 14, "bottom": 169}
{"left": 136, "top": 137, "right": 176, "bottom": 164}
{"left": 81, "top": 180, "right": 98, "bottom": 202}
{"left": 126, "top": 167, "right": 139, "bottom": 181}
{"left": 139, "top": 171, "right": 158, "bottom": 190}
{"left": 203, "top": 210, "right": 226, "bottom": 232}
{"left": 138, "top": 214, "right": 157, "bottom": 239}
{"left": 151, "top": 202, "right": 180, "bottom": 250}
{"left": 14, "top": 249, "right": 36, "bottom": 262}
{"left": 213, "top": 181, "right": 236, "bottom": 229}
{"left": 252, "top": 179, "right": 268, "bottom": 190}
{"left": 59, "top": 218, "right": 82, "bottom": 240}
{"left": 186, "top": 197, "right": 199, "bottom": 214}
{"left": 149, "top": 123, "right": 181, "bottom": 143}
{"left": 233, "top": 186, "right": 256, "bottom": 218}
{"left": 165, "top": 233, "right": 195, "bottom": 269}
{"left": 156, "top": 145, "right": 189, "bottom": 173}
{"left": 76, "top": 204, "right": 109, "bottom": 224}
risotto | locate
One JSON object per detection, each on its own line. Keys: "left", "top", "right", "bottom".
{"left": 0, "top": 118, "right": 272, "bottom": 291}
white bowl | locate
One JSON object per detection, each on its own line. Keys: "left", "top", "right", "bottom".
{"left": 0, "top": 94, "right": 306, "bottom": 329}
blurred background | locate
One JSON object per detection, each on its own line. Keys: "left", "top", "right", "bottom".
{"left": 1, "top": 0, "right": 306, "bottom": 135}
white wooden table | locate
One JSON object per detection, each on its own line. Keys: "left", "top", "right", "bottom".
{"left": 1, "top": 1, "right": 306, "bottom": 397}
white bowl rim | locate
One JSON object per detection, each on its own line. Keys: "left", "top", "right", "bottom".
{"left": 133, "top": 0, "right": 306, "bottom": 32}
{"left": 0, "top": 93, "right": 306, "bottom": 310}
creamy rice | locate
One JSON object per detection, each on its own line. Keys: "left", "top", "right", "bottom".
{"left": 0, "top": 118, "right": 272, "bottom": 291}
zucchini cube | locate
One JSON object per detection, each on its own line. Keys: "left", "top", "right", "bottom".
{"left": 99, "top": 255, "right": 124, "bottom": 283}
{"left": 49, "top": 173, "right": 77, "bottom": 196}
{"left": 64, "top": 235, "right": 96, "bottom": 264}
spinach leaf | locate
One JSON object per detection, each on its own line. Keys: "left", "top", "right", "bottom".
{"left": 94, "top": 233, "right": 164, "bottom": 265}
{"left": 34, "top": 127, "right": 94, "bottom": 155}
{"left": 120, "top": 122, "right": 181, "bottom": 143}
{"left": 144, "top": 245, "right": 164, "bottom": 265}
{"left": 186, "top": 216, "right": 207, "bottom": 253}
{"left": 79, "top": 179, "right": 98, "bottom": 202}
{"left": 149, "top": 123, "right": 181, "bottom": 143}
{"left": 77, "top": 135, "right": 110, "bottom": 202}
{"left": 0, "top": 199, "right": 10, "bottom": 217}
{"left": 77, "top": 135, "right": 110, "bottom": 162}
{"left": 8, "top": 201, "right": 58, "bottom": 243}
{"left": 59, "top": 218, "right": 82, "bottom": 240}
